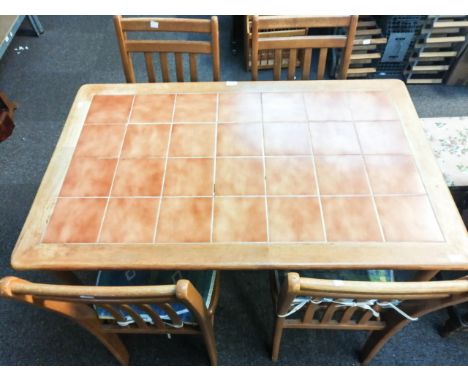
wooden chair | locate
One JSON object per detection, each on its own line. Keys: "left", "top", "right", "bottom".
{"left": 113, "top": 16, "right": 220, "bottom": 83}
{"left": 0, "top": 273, "right": 220, "bottom": 365}
{"left": 0, "top": 91, "right": 17, "bottom": 142}
{"left": 251, "top": 16, "right": 358, "bottom": 81}
{"left": 272, "top": 272, "right": 468, "bottom": 365}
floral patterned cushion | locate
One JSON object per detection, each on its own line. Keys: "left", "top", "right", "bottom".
{"left": 421, "top": 117, "right": 468, "bottom": 187}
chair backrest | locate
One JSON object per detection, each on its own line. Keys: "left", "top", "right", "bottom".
{"left": 0, "top": 276, "right": 210, "bottom": 332}
{"left": 251, "top": 16, "right": 358, "bottom": 81}
{"left": 278, "top": 273, "right": 468, "bottom": 330}
{"left": 113, "top": 16, "right": 220, "bottom": 83}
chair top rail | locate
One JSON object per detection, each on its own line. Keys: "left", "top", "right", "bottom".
{"left": 256, "top": 15, "right": 354, "bottom": 29}
{"left": 0, "top": 276, "right": 177, "bottom": 299}
{"left": 297, "top": 276, "right": 468, "bottom": 297}
{"left": 118, "top": 17, "right": 213, "bottom": 33}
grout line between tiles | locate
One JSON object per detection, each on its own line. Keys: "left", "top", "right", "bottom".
{"left": 56, "top": 192, "right": 429, "bottom": 200}
{"left": 304, "top": 93, "right": 328, "bottom": 243}
{"left": 210, "top": 94, "right": 219, "bottom": 243}
{"left": 351, "top": 118, "right": 387, "bottom": 243}
{"left": 96, "top": 95, "right": 136, "bottom": 243}
{"left": 260, "top": 93, "right": 270, "bottom": 242}
{"left": 152, "top": 94, "right": 178, "bottom": 243}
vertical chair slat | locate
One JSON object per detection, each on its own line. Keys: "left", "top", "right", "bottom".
{"left": 287, "top": 48, "right": 297, "bottom": 80}
{"left": 138, "top": 304, "right": 166, "bottom": 329}
{"left": 159, "top": 53, "right": 170, "bottom": 82}
{"left": 251, "top": 16, "right": 260, "bottom": 80}
{"left": 175, "top": 53, "right": 184, "bottom": 82}
{"left": 302, "top": 302, "right": 319, "bottom": 322}
{"left": 155, "top": 302, "right": 183, "bottom": 327}
{"left": 341, "top": 306, "right": 358, "bottom": 323}
{"left": 273, "top": 49, "right": 282, "bottom": 80}
{"left": 358, "top": 309, "right": 375, "bottom": 325}
{"left": 210, "top": 16, "right": 220, "bottom": 81}
{"left": 321, "top": 303, "right": 339, "bottom": 323}
{"left": 120, "top": 304, "right": 148, "bottom": 328}
{"left": 144, "top": 53, "right": 156, "bottom": 82}
{"left": 97, "top": 303, "right": 127, "bottom": 322}
{"left": 301, "top": 48, "right": 312, "bottom": 80}
{"left": 317, "top": 48, "right": 328, "bottom": 80}
{"left": 189, "top": 53, "right": 198, "bottom": 82}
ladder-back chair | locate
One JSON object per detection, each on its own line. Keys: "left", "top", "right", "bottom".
{"left": 113, "top": 16, "right": 220, "bottom": 83}
{"left": 272, "top": 272, "right": 468, "bottom": 365}
{"left": 251, "top": 16, "right": 358, "bottom": 81}
{"left": 0, "top": 274, "right": 220, "bottom": 365}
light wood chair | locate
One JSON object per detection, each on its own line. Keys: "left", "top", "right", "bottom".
{"left": 0, "top": 273, "right": 221, "bottom": 365}
{"left": 271, "top": 272, "right": 468, "bottom": 365}
{"left": 113, "top": 16, "right": 220, "bottom": 83}
{"left": 251, "top": 16, "right": 358, "bottom": 81}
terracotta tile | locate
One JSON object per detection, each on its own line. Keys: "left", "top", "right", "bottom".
{"left": 213, "top": 197, "right": 267, "bottom": 242}
{"left": 169, "top": 124, "right": 215, "bottom": 157}
{"left": 322, "top": 197, "right": 382, "bottom": 241}
{"left": 60, "top": 157, "right": 117, "bottom": 197}
{"left": 121, "top": 124, "right": 170, "bottom": 158}
{"left": 264, "top": 122, "right": 311, "bottom": 155}
{"left": 217, "top": 123, "right": 263, "bottom": 156}
{"left": 111, "top": 159, "right": 165, "bottom": 196}
{"left": 129, "top": 94, "right": 175, "bottom": 123}
{"left": 85, "top": 95, "right": 134, "bottom": 124}
{"left": 309, "top": 122, "right": 361, "bottom": 155}
{"left": 303, "top": 92, "right": 353, "bottom": 121}
{"left": 218, "top": 93, "right": 262, "bottom": 122}
{"left": 216, "top": 158, "right": 265, "bottom": 195}
{"left": 75, "top": 124, "right": 126, "bottom": 158}
{"left": 43, "top": 198, "right": 106, "bottom": 243}
{"left": 375, "top": 196, "right": 443, "bottom": 242}
{"left": 315, "top": 156, "right": 370, "bottom": 195}
{"left": 156, "top": 198, "right": 212, "bottom": 243}
{"left": 355, "top": 121, "right": 412, "bottom": 154}
{"left": 173, "top": 94, "right": 217, "bottom": 122}
{"left": 268, "top": 197, "right": 324, "bottom": 242}
{"left": 348, "top": 91, "right": 399, "bottom": 121}
{"left": 100, "top": 198, "right": 159, "bottom": 243}
{"left": 164, "top": 158, "right": 213, "bottom": 196}
{"left": 365, "top": 155, "right": 425, "bottom": 194}
{"left": 262, "top": 93, "right": 307, "bottom": 122}
{"left": 265, "top": 157, "right": 317, "bottom": 195}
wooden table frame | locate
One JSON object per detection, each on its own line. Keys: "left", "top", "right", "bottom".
{"left": 11, "top": 80, "right": 468, "bottom": 272}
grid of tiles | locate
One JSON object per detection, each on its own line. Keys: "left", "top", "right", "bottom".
{"left": 42, "top": 91, "right": 444, "bottom": 244}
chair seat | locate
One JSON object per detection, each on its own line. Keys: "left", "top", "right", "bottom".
{"left": 274, "top": 269, "right": 394, "bottom": 294}
{"left": 421, "top": 117, "right": 468, "bottom": 187}
{"left": 95, "top": 270, "right": 216, "bottom": 326}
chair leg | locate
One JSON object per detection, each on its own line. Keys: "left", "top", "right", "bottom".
{"left": 201, "top": 328, "right": 218, "bottom": 366}
{"left": 359, "top": 318, "right": 407, "bottom": 366}
{"left": 272, "top": 317, "right": 285, "bottom": 361}
{"left": 79, "top": 321, "right": 130, "bottom": 365}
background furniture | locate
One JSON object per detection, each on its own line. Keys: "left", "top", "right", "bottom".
{"left": 272, "top": 272, "right": 468, "bottom": 364}
{"left": 0, "top": 91, "right": 17, "bottom": 142}
{"left": 0, "top": 272, "right": 220, "bottom": 365}
{"left": 244, "top": 15, "right": 309, "bottom": 71}
{"left": 0, "top": 16, "right": 43, "bottom": 59}
{"left": 10, "top": 81, "right": 468, "bottom": 277}
{"left": 113, "top": 16, "right": 220, "bottom": 83}
{"left": 250, "top": 16, "right": 358, "bottom": 80}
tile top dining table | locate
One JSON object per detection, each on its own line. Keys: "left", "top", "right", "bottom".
{"left": 11, "top": 80, "right": 468, "bottom": 271}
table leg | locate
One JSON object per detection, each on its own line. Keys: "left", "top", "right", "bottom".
{"left": 51, "top": 271, "right": 82, "bottom": 285}
{"left": 412, "top": 270, "right": 440, "bottom": 281}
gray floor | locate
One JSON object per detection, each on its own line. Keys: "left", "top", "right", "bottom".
{"left": 0, "top": 16, "right": 467, "bottom": 366}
